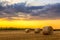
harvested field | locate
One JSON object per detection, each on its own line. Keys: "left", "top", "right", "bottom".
{"left": 0, "top": 30, "right": 60, "bottom": 40}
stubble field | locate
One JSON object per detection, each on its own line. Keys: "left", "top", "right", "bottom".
{"left": 0, "top": 30, "right": 60, "bottom": 40}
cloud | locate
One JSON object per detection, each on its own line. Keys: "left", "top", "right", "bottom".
{"left": 29, "top": 3, "right": 60, "bottom": 19}
{"left": 0, "top": 1, "right": 60, "bottom": 20}
{"left": 38, "top": 3, "right": 60, "bottom": 19}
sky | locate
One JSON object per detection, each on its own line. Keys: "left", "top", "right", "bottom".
{"left": 1, "top": 0, "right": 60, "bottom": 6}
{"left": 0, "top": 0, "right": 60, "bottom": 29}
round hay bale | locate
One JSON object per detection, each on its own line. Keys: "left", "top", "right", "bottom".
{"left": 42, "top": 26, "right": 53, "bottom": 35}
{"left": 25, "top": 29, "right": 30, "bottom": 33}
{"left": 34, "top": 28, "right": 41, "bottom": 33}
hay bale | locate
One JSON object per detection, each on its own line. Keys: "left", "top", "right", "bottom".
{"left": 34, "top": 28, "right": 41, "bottom": 33}
{"left": 25, "top": 29, "right": 30, "bottom": 33}
{"left": 42, "top": 26, "right": 53, "bottom": 35}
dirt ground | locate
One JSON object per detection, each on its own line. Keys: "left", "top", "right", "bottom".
{"left": 0, "top": 30, "right": 60, "bottom": 40}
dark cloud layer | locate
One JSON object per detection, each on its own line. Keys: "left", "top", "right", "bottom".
{"left": 29, "top": 3, "right": 60, "bottom": 19}
{"left": 0, "top": 1, "right": 60, "bottom": 20}
{"left": 38, "top": 3, "right": 60, "bottom": 19}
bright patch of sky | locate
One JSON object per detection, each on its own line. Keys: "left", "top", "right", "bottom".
{"left": 0, "top": 0, "right": 60, "bottom": 6}
{"left": 28, "top": 0, "right": 60, "bottom": 6}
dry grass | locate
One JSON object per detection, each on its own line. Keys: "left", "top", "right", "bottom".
{"left": 0, "top": 30, "right": 60, "bottom": 40}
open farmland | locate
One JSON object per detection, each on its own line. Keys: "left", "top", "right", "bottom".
{"left": 0, "top": 30, "right": 60, "bottom": 40}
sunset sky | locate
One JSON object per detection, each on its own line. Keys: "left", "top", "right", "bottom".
{"left": 0, "top": 0, "right": 60, "bottom": 29}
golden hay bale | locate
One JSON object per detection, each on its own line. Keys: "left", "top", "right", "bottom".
{"left": 34, "top": 28, "right": 41, "bottom": 33}
{"left": 42, "top": 26, "right": 53, "bottom": 35}
{"left": 25, "top": 29, "right": 30, "bottom": 33}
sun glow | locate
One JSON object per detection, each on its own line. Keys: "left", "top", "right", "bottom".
{"left": 0, "top": 19, "right": 60, "bottom": 29}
